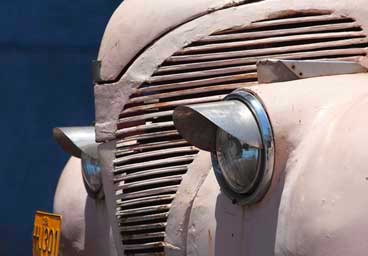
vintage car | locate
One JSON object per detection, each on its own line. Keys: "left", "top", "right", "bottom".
{"left": 40, "top": 0, "right": 368, "bottom": 255}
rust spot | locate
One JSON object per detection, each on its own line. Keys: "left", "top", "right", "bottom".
{"left": 208, "top": 229, "right": 213, "bottom": 256}
{"left": 263, "top": 9, "right": 332, "bottom": 21}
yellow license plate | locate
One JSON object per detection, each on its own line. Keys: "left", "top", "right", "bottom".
{"left": 32, "top": 211, "right": 62, "bottom": 256}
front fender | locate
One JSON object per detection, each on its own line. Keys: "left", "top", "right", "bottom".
{"left": 185, "top": 73, "right": 368, "bottom": 256}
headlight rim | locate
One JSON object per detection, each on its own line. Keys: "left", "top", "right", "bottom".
{"left": 211, "top": 90, "right": 274, "bottom": 205}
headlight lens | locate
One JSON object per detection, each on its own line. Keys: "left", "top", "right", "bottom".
{"left": 81, "top": 152, "right": 104, "bottom": 199}
{"left": 216, "top": 129, "right": 260, "bottom": 194}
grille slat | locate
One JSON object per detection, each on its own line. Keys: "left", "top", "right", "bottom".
{"left": 116, "top": 121, "right": 175, "bottom": 137}
{"left": 148, "top": 64, "right": 257, "bottom": 83}
{"left": 117, "top": 130, "right": 179, "bottom": 148}
{"left": 118, "top": 175, "right": 183, "bottom": 190}
{"left": 118, "top": 110, "right": 174, "bottom": 126}
{"left": 198, "top": 22, "right": 361, "bottom": 44}
{"left": 178, "top": 31, "right": 365, "bottom": 55}
{"left": 168, "top": 37, "right": 368, "bottom": 63}
{"left": 120, "top": 223, "right": 167, "bottom": 232}
{"left": 114, "top": 166, "right": 188, "bottom": 183}
{"left": 113, "top": 10, "right": 368, "bottom": 255}
{"left": 117, "top": 185, "right": 179, "bottom": 201}
{"left": 215, "top": 14, "right": 351, "bottom": 35}
{"left": 117, "top": 195, "right": 176, "bottom": 208}
{"left": 114, "top": 146, "right": 197, "bottom": 165}
{"left": 122, "top": 232, "right": 166, "bottom": 241}
{"left": 161, "top": 48, "right": 366, "bottom": 72}
{"left": 119, "top": 213, "right": 169, "bottom": 225}
{"left": 124, "top": 242, "right": 165, "bottom": 251}
{"left": 114, "top": 155, "right": 196, "bottom": 174}
{"left": 129, "top": 81, "right": 256, "bottom": 103}
{"left": 116, "top": 140, "right": 189, "bottom": 157}
{"left": 120, "top": 95, "right": 225, "bottom": 116}
{"left": 117, "top": 205, "right": 171, "bottom": 217}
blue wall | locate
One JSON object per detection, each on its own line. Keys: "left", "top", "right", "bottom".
{"left": 0, "top": 1, "right": 121, "bottom": 255}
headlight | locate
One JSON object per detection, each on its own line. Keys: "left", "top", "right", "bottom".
{"left": 173, "top": 91, "right": 274, "bottom": 205}
{"left": 53, "top": 126, "right": 104, "bottom": 199}
{"left": 81, "top": 152, "right": 104, "bottom": 199}
{"left": 213, "top": 92, "right": 274, "bottom": 205}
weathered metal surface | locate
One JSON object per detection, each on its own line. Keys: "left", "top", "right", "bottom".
{"left": 101, "top": 6, "right": 368, "bottom": 256}
{"left": 114, "top": 155, "right": 196, "bottom": 174}
{"left": 164, "top": 151, "right": 212, "bottom": 256}
{"left": 116, "top": 131, "right": 180, "bottom": 148}
{"left": 117, "top": 195, "right": 175, "bottom": 208}
{"left": 117, "top": 176, "right": 183, "bottom": 190}
{"left": 186, "top": 73, "right": 368, "bottom": 256}
{"left": 95, "top": 5, "right": 368, "bottom": 142}
{"left": 148, "top": 66, "right": 257, "bottom": 83}
{"left": 178, "top": 31, "right": 366, "bottom": 55}
{"left": 198, "top": 22, "right": 362, "bottom": 43}
{"left": 117, "top": 186, "right": 180, "bottom": 201}
{"left": 53, "top": 156, "right": 119, "bottom": 256}
{"left": 97, "top": 0, "right": 262, "bottom": 82}
{"left": 135, "top": 75, "right": 253, "bottom": 95}
{"left": 128, "top": 83, "right": 248, "bottom": 104}
{"left": 257, "top": 59, "right": 368, "bottom": 83}
{"left": 120, "top": 95, "right": 226, "bottom": 116}
{"left": 171, "top": 38, "right": 368, "bottom": 63}
{"left": 55, "top": 0, "right": 368, "bottom": 255}
{"left": 115, "top": 140, "right": 189, "bottom": 157}
{"left": 84, "top": 0, "right": 368, "bottom": 255}
{"left": 54, "top": 0, "right": 368, "bottom": 255}
{"left": 117, "top": 205, "right": 172, "bottom": 218}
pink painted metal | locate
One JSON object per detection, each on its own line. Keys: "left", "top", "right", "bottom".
{"left": 52, "top": 0, "right": 368, "bottom": 255}
{"left": 187, "top": 73, "right": 368, "bottom": 256}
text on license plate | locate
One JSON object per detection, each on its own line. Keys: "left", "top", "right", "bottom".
{"left": 32, "top": 211, "right": 62, "bottom": 256}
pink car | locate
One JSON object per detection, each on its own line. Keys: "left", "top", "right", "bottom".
{"left": 50, "top": 0, "right": 368, "bottom": 255}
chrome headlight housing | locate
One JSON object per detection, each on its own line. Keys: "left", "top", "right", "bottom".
{"left": 173, "top": 91, "right": 274, "bottom": 205}
{"left": 53, "top": 126, "right": 104, "bottom": 199}
{"left": 212, "top": 92, "right": 274, "bottom": 205}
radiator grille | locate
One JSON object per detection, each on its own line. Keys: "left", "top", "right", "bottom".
{"left": 113, "top": 10, "right": 367, "bottom": 255}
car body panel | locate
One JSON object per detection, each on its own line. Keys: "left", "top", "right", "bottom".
{"left": 97, "top": 0, "right": 256, "bottom": 82}
{"left": 186, "top": 73, "right": 368, "bottom": 256}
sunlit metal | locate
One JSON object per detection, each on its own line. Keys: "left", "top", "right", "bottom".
{"left": 53, "top": 126, "right": 98, "bottom": 159}
{"left": 173, "top": 100, "right": 262, "bottom": 152}
{"left": 173, "top": 91, "right": 274, "bottom": 205}
{"left": 257, "top": 59, "right": 368, "bottom": 83}
{"left": 53, "top": 126, "right": 104, "bottom": 199}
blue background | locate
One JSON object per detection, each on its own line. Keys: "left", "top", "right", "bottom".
{"left": 0, "top": 1, "right": 121, "bottom": 255}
